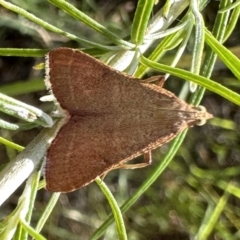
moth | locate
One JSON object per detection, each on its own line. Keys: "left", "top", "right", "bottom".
{"left": 44, "top": 48, "right": 212, "bottom": 192}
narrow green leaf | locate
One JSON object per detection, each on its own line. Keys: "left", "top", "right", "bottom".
{"left": 131, "top": 0, "right": 155, "bottom": 44}
{"left": 205, "top": 29, "right": 240, "bottom": 80}
{"left": 48, "top": 0, "right": 133, "bottom": 49}
{"left": 140, "top": 56, "right": 240, "bottom": 106}
{"left": 95, "top": 178, "right": 127, "bottom": 240}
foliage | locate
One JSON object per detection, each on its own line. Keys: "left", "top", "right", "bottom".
{"left": 0, "top": 0, "right": 240, "bottom": 239}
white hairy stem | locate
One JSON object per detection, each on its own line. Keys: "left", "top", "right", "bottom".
{"left": 0, "top": 120, "right": 63, "bottom": 206}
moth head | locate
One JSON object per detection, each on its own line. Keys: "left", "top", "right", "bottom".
{"left": 193, "top": 105, "right": 213, "bottom": 126}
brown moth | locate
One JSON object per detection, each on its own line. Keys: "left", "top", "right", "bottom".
{"left": 44, "top": 48, "right": 212, "bottom": 192}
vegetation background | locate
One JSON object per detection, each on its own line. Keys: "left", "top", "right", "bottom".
{"left": 0, "top": 0, "right": 240, "bottom": 239}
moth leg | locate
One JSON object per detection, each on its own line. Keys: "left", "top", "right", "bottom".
{"left": 113, "top": 151, "right": 152, "bottom": 170}
{"left": 141, "top": 75, "right": 165, "bottom": 87}
{"left": 144, "top": 151, "right": 152, "bottom": 164}
{"left": 99, "top": 152, "right": 152, "bottom": 181}
{"left": 100, "top": 162, "right": 149, "bottom": 181}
